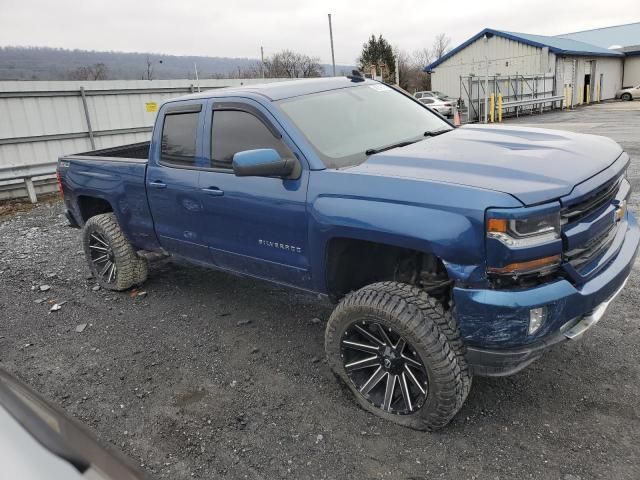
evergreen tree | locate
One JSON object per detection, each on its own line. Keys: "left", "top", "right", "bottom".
{"left": 358, "top": 35, "right": 396, "bottom": 82}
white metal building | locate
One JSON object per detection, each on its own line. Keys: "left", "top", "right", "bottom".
{"left": 558, "top": 22, "right": 640, "bottom": 88}
{"left": 426, "top": 22, "right": 640, "bottom": 106}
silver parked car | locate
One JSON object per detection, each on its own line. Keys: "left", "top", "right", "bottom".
{"left": 414, "top": 90, "right": 455, "bottom": 102}
{"left": 418, "top": 97, "right": 454, "bottom": 117}
{"left": 616, "top": 85, "right": 639, "bottom": 101}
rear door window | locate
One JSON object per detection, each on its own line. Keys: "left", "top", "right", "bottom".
{"left": 160, "top": 112, "right": 199, "bottom": 167}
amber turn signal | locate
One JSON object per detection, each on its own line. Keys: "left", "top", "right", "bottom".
{"left": 487, "top": 218, "right": 508, "bottom": 233}
{"left": 487, "top": 254, "right": 561, "bottom": 275}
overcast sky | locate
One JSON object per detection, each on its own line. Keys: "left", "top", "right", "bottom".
{"left": 1, "top": 0, "right": 638, "bottom": 64}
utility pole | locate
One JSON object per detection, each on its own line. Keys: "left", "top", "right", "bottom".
{"left": 328, "top": 13, "right": 336, "bottom": 76}
{"left": 484, "top": 59, "right": 489, "bottom": 123}
{"left": 483, "top": 34, "right": 489, "bottom": 124}
{"left": 260, "top": 46, "right": 265, "bottom": 78}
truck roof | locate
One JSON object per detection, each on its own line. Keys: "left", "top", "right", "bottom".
{"left": 172, "top": 76, "right": 379, "bottom": 102}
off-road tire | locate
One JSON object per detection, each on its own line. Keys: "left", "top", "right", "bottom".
{"left": 621, "top": 93, "right": 633, "bottom": 101}
{"left": 325, "top": 281, "right": 472, "bottom": 430}
{"left": 83, "top": 213, "right": 148, "bottom": 291}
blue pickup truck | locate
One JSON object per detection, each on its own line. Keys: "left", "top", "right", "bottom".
{"left": 57, "top": 76, "right": 639, "bottom": 430}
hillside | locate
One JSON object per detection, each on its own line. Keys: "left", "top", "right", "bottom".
{"left": 0, "top": 46, "right": 354, "bottom": 80}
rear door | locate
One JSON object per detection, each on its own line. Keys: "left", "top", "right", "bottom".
{"left": 195, "top": 98, "right": 312, "bottom": 289}
{"left": 146, "top": 101, "right": 210, "bottom": 261}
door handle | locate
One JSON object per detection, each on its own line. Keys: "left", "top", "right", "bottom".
{"left": 201, "top": 187, "right": 224, "bottom": 197}
{"left": 149, "top": 181, "right": 167, "bottom": 189}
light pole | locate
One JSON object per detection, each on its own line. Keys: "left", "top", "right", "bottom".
{"left": 328, "top": 14, "right": 336, "bottom": 76}
{"left": 194, "top": 63, "right": 200, "bottom": 92}
{"left": 260, "top": 46, "right": 265, "bottom": 78}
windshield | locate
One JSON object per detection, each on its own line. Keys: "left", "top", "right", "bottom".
{"left": 277, "top": 84, "right": 451, "bottom": 168}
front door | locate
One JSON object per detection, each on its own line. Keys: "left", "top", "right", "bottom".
{"left": 195, "top": 99, "right": 311, "bottom": 289}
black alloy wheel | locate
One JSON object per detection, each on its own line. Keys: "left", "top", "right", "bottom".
{"left": 88, "top": 231, "right": 117, "bottom": 284}
{"left": 325, "top": 282, "right": 471, "bottom": 430}
{"left": 341, "top": 320, "right": 428, "bottom": 414}
{"left": 82, "top": 213, "right": 148, "bottom": 291}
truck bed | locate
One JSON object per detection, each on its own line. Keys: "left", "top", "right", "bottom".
{"left": 58, "top": 140, "right": 159, "bottom": 251}
{"left": 69, "top": 141, "right": 150, "bottom": 161}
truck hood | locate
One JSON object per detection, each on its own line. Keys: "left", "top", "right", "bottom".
{"left": 352, "top": 125, "right": 623, "bottom": 205}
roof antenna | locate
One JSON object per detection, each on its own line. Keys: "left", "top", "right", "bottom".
{"left": 347, "top": 69, "right": 365, "bottom": 82}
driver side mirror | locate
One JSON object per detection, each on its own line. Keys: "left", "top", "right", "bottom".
{"left": 232, "top": 149, "right": 298, "bottom": 178}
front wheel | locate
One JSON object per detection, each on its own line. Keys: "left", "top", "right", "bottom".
{"left": 325, "top": 282, "right": 471, "bottom": 430}
{"left": 82, "top": 213, "right": 148, "bottom": 291}
{"left": 621, "top": 92, "right": 633, "bottom": 101}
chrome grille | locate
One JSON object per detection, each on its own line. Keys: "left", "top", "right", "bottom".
{"left": 565, "top": 223, "right": 617, "bottom": 270}
{"left": 562, "top": 176, "right": 624, "bottom": 275}
{"left": 562, "top": 177, "right": 622, "bottom": 224}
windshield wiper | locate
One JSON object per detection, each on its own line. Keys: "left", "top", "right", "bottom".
{"left": 365, "top": 129, "right": 452, "bottom": 156}
{"left": 365, "top": 139, "right": 421, "bottom": 156}
{"left": 424, "top": 128, "right": 452, "bottom": 137}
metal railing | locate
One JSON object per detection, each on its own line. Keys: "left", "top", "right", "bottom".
{"left": 501, "top": 95, "right": 565, "bottom": 117}
{"left": 459, "top": 73, "right": 558, "bottom": 122}
{"left": 0, "top": 162, "right": 57, "bottom": 203}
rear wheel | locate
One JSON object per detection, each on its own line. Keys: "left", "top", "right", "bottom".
{"left": 83, "top": 213, "right": 148, "bottom": 291}
{"left": 325, "top": 282, "right": 471, "bottom": 430}
{"left": 621, "top": 92, "right": 632, "bottom": 101}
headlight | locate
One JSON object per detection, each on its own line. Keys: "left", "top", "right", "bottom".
{"left": 487, "top": 212, "right": 560, "bottom": 247}
{"left": 486, "top": 209, "right": 562, "bottom": 276}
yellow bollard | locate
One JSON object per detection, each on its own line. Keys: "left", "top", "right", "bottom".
{"left": 564, "top": 86, "right": 568, "bottom": 109}
{"left": 586, "top": 85, "right": 590, "bottom": 104}
{"left": 596, "top": 85, "right": 600, "bottom": 102}
{"left": 497, "top": 94, "right": 503, "bottom": 122}
{"left": 489, "top": 93, "right": 495, "bottom": 123}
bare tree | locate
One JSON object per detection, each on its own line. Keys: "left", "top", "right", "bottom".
{"left": 264, "top": 50, "right": 322, "bottom": 78}
{"left": 411, "top": 48, "right": 433, "bottom": 69}
{"left": 393, "top": 47, "right": 432, "bottom": 93}
{"left": 69, "top": 63, "right": 109, "bottom": 80}
{"left": 144, "top": 55, "right": 154, "bottom": 80}
{"left": 392, "top": 34, "right": 450, "bottom": 92}
{"left": 432, "top": 33, "right": 451, "bottom": 60}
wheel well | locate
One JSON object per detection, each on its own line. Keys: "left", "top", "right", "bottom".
{"left": 325, "top": 238, "right": 450, "bottom": 303}
{"left": 77, "top": 196, "right": 113, "bottom": 222}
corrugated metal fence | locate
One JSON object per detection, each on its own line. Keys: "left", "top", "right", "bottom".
{"left": 0, "top": 78, "right": 285, "bottom": 201}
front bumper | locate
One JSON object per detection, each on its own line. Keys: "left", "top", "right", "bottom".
{"left": 465, "top": 276, "right": 628, "bottom": 376}
{"left": 455, "top": 213, "right": 639, "bottom": 376}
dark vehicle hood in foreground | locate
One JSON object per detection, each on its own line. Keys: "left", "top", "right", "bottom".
{"left": 352, "top": 125, "right": 623, "bottom": 205}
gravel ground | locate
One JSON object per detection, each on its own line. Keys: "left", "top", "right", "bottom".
{"left": 1, "top": 100, "right": 639, "bottom": 480}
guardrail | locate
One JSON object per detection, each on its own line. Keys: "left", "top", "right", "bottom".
{"left": 0, "top": 162, "right": 58, "bottom": 203}
{"left": 501, "top": 95, "right": 565, "bottom": 117}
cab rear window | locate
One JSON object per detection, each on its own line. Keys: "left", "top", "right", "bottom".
{"left": 160, "top": 112, "right": 198, "bottom": 167}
